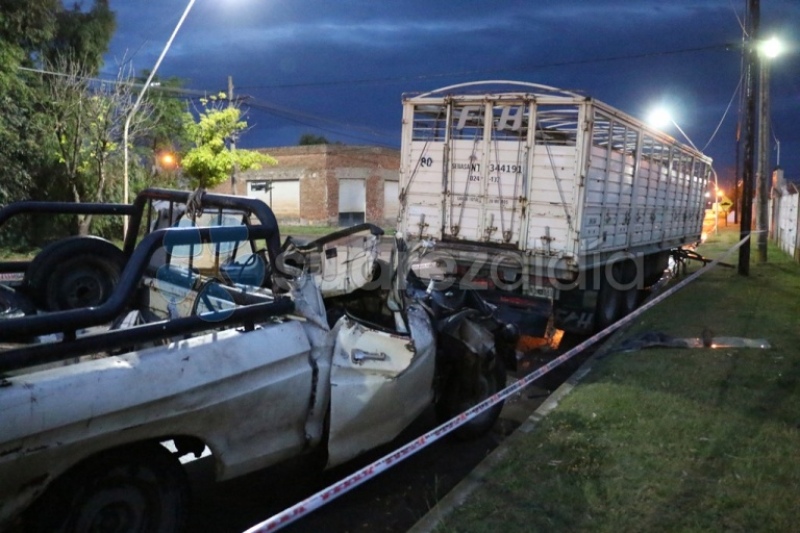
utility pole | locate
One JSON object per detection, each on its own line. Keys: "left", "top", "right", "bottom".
{"left": 733, "top": 103, "right": 742, "bottom": 224}
{"left": 228, "top": 75, "right": 238, "bottom": 195}
{"left": 733, "top": 7, "right": 748, "bottom": 226}
{"left": 738, "top": 0, "right": 759, "bottom": 276}
{"left": 756, "top": 46, "right": 770, "bottom": 263}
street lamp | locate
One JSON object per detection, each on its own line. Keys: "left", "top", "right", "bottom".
{"left": 647, "top": 107, "right": 700, "bottom": 152}
{"left": 755, "top": 35, "right": 783, "bottom": 262}
{"left": 159, "top": 151, "right": 178, "bottom": 170}
{"left": 122, "top": 0, "right": 197, "bottom": 237}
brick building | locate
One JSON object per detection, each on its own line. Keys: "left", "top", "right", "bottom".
{"left": 211, "top": 144, "right": 400, "bottom": 227}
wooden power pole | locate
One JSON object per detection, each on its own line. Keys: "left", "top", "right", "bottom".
{"left": 738, "top": 0, "right": 759, "bottom": 276}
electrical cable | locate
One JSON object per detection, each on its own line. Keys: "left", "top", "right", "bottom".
{"left": 239, "top": 43, "right": 732, "bottom": 90}
{"left": 701, "top": 73, "right": 743, "bottom": 152}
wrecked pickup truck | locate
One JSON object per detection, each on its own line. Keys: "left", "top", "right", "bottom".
{"left": 0, "top": 188, "right": 515, "bottom": 532}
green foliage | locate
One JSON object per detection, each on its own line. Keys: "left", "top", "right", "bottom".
{"left": 0, "top": 0, "right": 117, "bottom": 247}
{"left": 299, "top": 133, "right": 329, "bottom": 145}
{"left": 46, "top": 0, "right": 115, "bottom": 75}
{"left": 0, "top": 44, "right": 35, "bottom": 204}
{"left": 136, "top": 75, "right": 191, "bottom": 152}
{"left": 0, "top": 0, "right": 65, "bottom": 206}
{"left": 0, "top": 0, "right": 60, "bottom": 51}
{"left": 182, "top": 95, "right": 276, "bottom": 189}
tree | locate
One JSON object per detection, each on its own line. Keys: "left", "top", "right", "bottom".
{"left": 0, "top": 0, "right": 60, "bottom": 206}
{"left": 130, "top": 75, "right": 192, "bottom": 190}
{"left": 298, "top": 133, "right": 329, "bottom": 146}
{"left": 43, "top": 56, "right": 154, "bottom": 233}
{"left": 0, "top": 0, "right": 118, "bottom": 244}
{"left": 0, "top": 1, "right": 115, "bottom": 200}
{"left": 182, "top": 94, "right": 276, "bottom": 190}
{"left": 0, "top": 0, "right": 60, "bottom": 51}
{"left": 44, "top": 0, "right": 115, "bottom": 76}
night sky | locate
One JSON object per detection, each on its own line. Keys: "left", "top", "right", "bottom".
{"left": 103, "top": 0, "right": 800, "bottom": 187}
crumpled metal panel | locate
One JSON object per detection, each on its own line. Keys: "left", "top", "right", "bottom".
{"left": 327, "top": 305, "right": 435, "bottom": 467}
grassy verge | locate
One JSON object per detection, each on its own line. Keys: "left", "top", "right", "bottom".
{"left": 281, "top": 224, "right": 396, "bottom": 239}
{"left": 279, "top": 225, "right": 342, "bottom": 238}
{"left": 435, "top": 226, "right": 800, "bottom": 532}
{"left": 0, "top": 249, "right": 37, "bottom": 261}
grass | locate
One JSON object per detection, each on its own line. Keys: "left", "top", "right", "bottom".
{"left": 0, "top": 248, "right": 37, "bottom": 261}
{"left": 281, "top": 224, "right": 397, "bottom": 239}
{"left": 279, "top": 224, "right": 343, "bottom": 237}
{"left": 434, "top": 225, "right": 800, "bottom": 532}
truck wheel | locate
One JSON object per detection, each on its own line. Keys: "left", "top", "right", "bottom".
{"left": 620, "top": 287, "right": 641, "bottom": 317}
{"left": 25, "top": 444, "right": 188, "bottom": 533}
{"left": 25, "top": 237, "right": 126, "bottom": 312}
{"left": 618, "top": 260, "right": 642, "bottom": 317}
{"left": 594, "top": 280, "right": 621, "bottom": 331}
{"left": 436, "top": 352, "right": 506, "bottom": 440}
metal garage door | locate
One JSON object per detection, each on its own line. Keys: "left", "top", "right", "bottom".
{"left": 247, "top": 180, "right": 300, "bottom": 218}
{"left": 383, "top": 181, "right": 399, "bottom": 224}
{"left": 338, "top": 178, "right": 365, "bottom": 226}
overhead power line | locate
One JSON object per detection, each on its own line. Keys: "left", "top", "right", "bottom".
{"left": 242, "top": 99, "right": 397, "bottom": 148}
{"left": 239, "top": 43, "right": 733, "bottom": 90}
{"left": 17, "top": 66, "right": 214, "bottom": 98}
{"left": 19, "top": 65, "right": 394, "bottom": 147}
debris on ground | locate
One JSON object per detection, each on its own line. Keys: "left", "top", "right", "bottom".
{"left": 616, "top": 331, "right": 771, "bottom": 352}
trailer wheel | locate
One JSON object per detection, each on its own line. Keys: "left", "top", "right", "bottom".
{"left": 594, "top": 278, "right": 621, "bottom": 331}
{"left": 25, "top": 237, "right": 126, "bottom": 312}
{"left": 619, "top": 261, "right": 642, "bottom": 317}
{"left": 25, "top": 443, "right": 188, "bottom": 533}
{"left": 436, "top": 351, "right": 506, "bottom": 440}
{"left": 620, "top": 287, "right": 641, "bottom": 317}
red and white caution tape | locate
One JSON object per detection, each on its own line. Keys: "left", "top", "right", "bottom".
{"left": 243, "top": 236, "right": 750, "bottom": 533}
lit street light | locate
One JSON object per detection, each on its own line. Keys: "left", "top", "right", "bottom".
{"left": 159, "top": 151, "right": 178, "bottom": 170}
{"left": 761, "top": 36, "right": 784, "bottom": 59}
{"left": 647, "top": 107, "right": 700, "bottom": 152}
{"left": 122, "top": 0, "right": 197, "bottom": 237}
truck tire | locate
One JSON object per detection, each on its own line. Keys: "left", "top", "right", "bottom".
{"left": 24, "top": 236, "right": 126, "bottom": 312}
{"left": 594, "top": 278, "right": 621, "bottom": 331}
{"left": 620, "top": 286, "right": 641, "bottom": 317}
{"left": 436, "top": 351, "right": 506, "bottom": 440}
{"left": 25, "top": 443, "right": 188, "bottom": 533}
{"left": 619, "top": 260, "right": 642, "bottom": 317}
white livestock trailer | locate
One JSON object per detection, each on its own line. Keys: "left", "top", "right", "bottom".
{"left": 398, "top": 81, "right": 713, "bottom": 334}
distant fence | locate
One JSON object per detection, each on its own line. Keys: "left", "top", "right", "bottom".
{"left": 770, "top": 188, "right": 800, "bottom": 262}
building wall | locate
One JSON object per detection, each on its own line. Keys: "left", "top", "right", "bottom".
{"left": 211, "top": 145, "right": 400, "bottom": 227}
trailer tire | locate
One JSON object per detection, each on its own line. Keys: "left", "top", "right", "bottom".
{"left": 25, "top": 237, "right": 126, "bottom": 312}
{"left": 594, "top": 278, "right": 621, "bottom": 331}
{"left": 25, "top": 443, "right": 188, "bottom": 533}
{"left": 620, "top": 287, "right": 641, "bottom": 317}
{"left": 619, "top": 261, "right": 642, "bottom": 317}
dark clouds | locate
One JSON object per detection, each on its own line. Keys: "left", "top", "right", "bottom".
{"left": 105, "top": 0, "right": 800, "bottom": 183}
